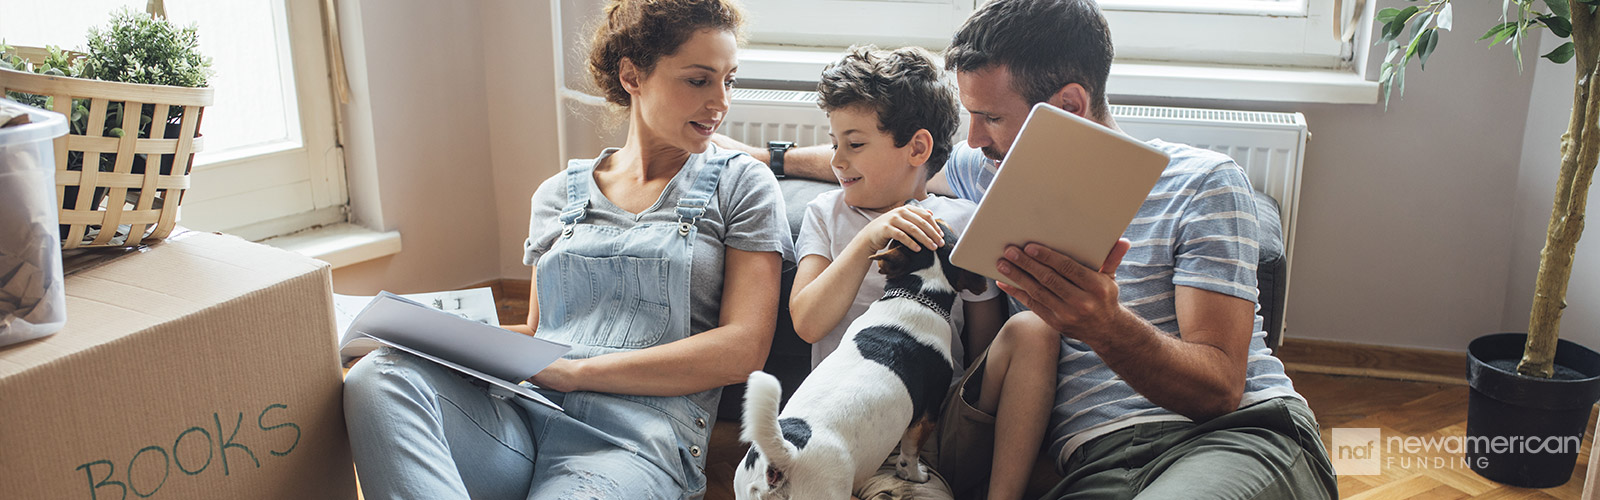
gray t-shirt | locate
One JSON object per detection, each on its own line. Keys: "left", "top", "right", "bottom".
{"left": 523, "top": 146, "right": 794, "bottom": 336}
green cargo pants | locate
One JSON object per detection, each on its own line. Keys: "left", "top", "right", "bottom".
{"left": 1041, "top": 397, "right": 1338, "bottom": 500}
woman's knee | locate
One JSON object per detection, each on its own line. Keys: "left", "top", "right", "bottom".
{"left": 344, "top": 348, "right": 452, "bottom": 414}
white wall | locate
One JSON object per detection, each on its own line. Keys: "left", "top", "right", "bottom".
{"left": 329, "top": 0, "right": 505, "bottom": 294}
{"left": 1500, "top": 31, "right": 1600, "bottom": 352}
{"left": 482, "top": 0, "right": 563, "bottom": 280}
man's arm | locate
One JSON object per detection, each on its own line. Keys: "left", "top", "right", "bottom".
{"left": 712, "top": 134, "right": 835, "bottom": 181}
{"left": 713, "top": 134, "right": 957, "bottom": 196}
{"left": 995, "top": 242, "right": 1251, "bottom": 421}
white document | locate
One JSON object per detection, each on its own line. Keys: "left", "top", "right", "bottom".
{"left": 339, "top": 291, "right": 571, "bottom": 411}
{"left": 334, "top": 288, "right": 500, "bottom": 337}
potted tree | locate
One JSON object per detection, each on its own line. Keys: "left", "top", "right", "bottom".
{"left": 1379, "top": 0, "right": 1600, "bottom": 488}
{"left": 0, "top": 6, "right": 212, "bottom": 249}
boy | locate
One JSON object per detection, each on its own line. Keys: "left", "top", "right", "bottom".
{"left": 789, "top": 45, "right": 1060, "bottom": 500}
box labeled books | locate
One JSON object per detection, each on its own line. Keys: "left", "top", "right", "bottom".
{"left": 0, "top": 232, "right": 355, "bottom": 498}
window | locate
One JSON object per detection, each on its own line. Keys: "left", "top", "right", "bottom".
{"left": 1102, "top": 0, "right": 1351, "bottom": 68}
{"left": 0, "top": 0, "right": 345, "bottom": 240}
{"left": 741, "top": 0, "right": 1358, "bottom": 70}
{"left": 743, "top": 0, "right": 974, "bottom": 50}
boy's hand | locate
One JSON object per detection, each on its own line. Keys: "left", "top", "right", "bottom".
{"left": 859, "top": 205, "right": 944, "bottom": 252}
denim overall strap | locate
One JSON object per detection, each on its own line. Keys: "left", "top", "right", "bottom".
{"left": 673, "top": 151, "right": 735, "bottom": 237}
{"left": 558, "top": 160, "right": 593, "bottom": 238}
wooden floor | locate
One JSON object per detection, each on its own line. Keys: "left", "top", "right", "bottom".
{"left": 703, "top": 369, "right": 1596, "bottom": 500}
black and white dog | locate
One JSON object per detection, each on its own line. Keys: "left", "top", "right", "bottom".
{"left": 736, "top": 223, "right": 987, "bottom": 500}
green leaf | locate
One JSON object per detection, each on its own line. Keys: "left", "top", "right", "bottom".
{"left": 1544, "top": 0, "right": 1572, "bottom": 19}
{"left": 1376, "top": 7, "right": 1402, "bottom": 24}
{"left": 1419, "top": 29, "right": 1441, "bottom": 68}
{"left": 1481, "top": 22, "right": 1517, "bottom": 41}
{"left": 1411, "top": 12, "right": 1435, "bottom": 40}
{"left": 1544, "top": 40, "right": 1576, "bottom": 63}
{"left": 1541, "top": 15, "right": 1573, "bottom": 37}
{"left": 1395, "top": 5, "right": 1420, "bottom": 26}
{"left": 1403, "top": 29, "right": 1424, "bottom": 63}
{"left": 1382, "top": 18, "right": 1406, "bottom": 43}
{"left": 1438, "top": 3, "right": 1454, "bottom": 31}
{"left": 1491, "top": 23, "right": 1518, "bottom": 46}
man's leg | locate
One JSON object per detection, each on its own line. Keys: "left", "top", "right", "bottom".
{"left": 976, "top": 312, "right": 1062, "bottom": 500}
{"left": 1133, "top": 398, "right": 1336, "bottom": 500}
{"left": 1041, "top": 398, "right": 1336, "bottom": 500}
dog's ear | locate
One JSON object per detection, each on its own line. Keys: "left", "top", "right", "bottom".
{"left": 951, "top": 266, "right": 988, "bottom": 295}
{"left": 870, "top": 243, "right": 914, "bottom": 279}
{"left": 934, "top": 219, "right": 955, "bottom": 248}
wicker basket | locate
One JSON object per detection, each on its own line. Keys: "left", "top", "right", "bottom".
{"left": 0, "top": 67, "right": 213, "bottom": 249}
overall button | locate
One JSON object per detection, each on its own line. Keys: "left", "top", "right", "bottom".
{"left": 695, "top": 417, "right": 706, "bottom": 428}
{"left": 690, "top": 446, "right": 702, "bottom": 457}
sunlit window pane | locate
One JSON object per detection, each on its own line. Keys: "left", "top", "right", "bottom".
{"left": 0, "top": 0, "right": 296, "bottom": 159}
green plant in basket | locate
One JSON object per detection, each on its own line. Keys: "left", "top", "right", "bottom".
{"left": 2, "top": 8, "right": 211, "bottom": 242}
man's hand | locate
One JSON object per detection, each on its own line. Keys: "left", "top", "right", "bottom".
{"left": 995, "top": 239, "right": 1132, "bottom": 346}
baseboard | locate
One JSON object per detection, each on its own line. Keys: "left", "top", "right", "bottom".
{"left": 1277, "top": 337, "right": 1468, "bottom": 386}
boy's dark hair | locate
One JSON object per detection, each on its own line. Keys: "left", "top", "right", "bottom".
{"left": 944, "top": 0, "right": 1113, "bottom": 120}
{"left": 817, "top": 45, "right": 960, "bottom": 177}
{"left": 588, "top": 0, "right": 745, "bottom": 108}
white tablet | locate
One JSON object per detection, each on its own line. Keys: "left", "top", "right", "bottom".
{"left": 950, "top": 103, "right": 1170, "bottom": 287}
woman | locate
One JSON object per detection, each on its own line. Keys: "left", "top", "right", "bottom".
{"left": 343, "top": 1, "right": 790, "bottom": 498}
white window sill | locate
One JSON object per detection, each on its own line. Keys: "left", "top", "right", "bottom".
{"left": 740, "top": 46, "right": 1378, "bottom": 105}
{"left": 260, "top": 222, "right": 402, "bottom": 269}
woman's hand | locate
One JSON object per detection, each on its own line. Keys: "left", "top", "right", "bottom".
{"left": 529, "top": 358, "right": 584, "bottom": 393}
{"left": 857, "top": 205, "right": 944, "bottom": 253}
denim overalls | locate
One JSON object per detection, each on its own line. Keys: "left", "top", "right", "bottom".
{"left": 343, "top": 150, "right": 739, "bottom": 500}
{"left": 524, "top": 150, "right": 735, "bottom": 496}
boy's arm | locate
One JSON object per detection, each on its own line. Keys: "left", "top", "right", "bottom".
{"left": 791, "top": 206, "right": 946, "bottom": 343}
{"left": 789, "top": 254, "right": 868, "bottom": 344}
{"left": 712, "top": 134, "right": 835, "bottom": 181}
{"left": 961, "top": 296, "right": 1007, "bottom": 365}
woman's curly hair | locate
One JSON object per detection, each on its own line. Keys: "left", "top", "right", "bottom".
{"left": 588, "top": 0, "right": 746, "bottom": 107}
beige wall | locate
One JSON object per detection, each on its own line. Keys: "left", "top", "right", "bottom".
{"left": 329, "top": 0, "right": 1598, "bottom": 354}
{"left": 330, "top": 0, "right": 507, "bottom": 294}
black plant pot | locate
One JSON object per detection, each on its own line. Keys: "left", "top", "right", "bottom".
{"left": 1466, "top": 332, "right": 1600, "bottom": 488}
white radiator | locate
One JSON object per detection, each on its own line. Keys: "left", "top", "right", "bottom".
{"left": 719, "top": 88, "right": 1309, "bottom": 342}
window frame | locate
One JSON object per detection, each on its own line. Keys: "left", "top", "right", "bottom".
{"left": 739, "top": 0, "right": 1355, "bottom": 72}
{"left": 1102, "top": 0, "right": 1350, "bottom": 69}
{"left": 171, "top": 0, "right": 347, "bottom": 240}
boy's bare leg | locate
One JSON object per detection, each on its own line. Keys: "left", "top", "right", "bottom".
{"left": 978, "top": 312, "right": 1062, "bottom": 500}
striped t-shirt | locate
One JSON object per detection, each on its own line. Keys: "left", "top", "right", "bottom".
{"left": 943, "top": 140, "right": 1303, "bottom": 469}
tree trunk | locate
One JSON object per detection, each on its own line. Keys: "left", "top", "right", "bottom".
{"left": 1520, "top": 2, "right": 1600, "bottom": 378}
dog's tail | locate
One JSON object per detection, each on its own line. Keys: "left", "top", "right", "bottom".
{"left": 741, "top": 371, "right": 796, "bottom": 468}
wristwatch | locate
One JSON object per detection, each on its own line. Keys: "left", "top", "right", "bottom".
{"left": 767, "top": 140, "right": 795, "bottom": 178}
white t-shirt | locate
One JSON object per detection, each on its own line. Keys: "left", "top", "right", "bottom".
{"left": 795, "top": 190, "right": 1003, "bottom": 377}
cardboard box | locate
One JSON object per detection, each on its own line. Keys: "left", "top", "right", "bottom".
{"left": 0, "top": 232, "right": 355, "bottom": 499}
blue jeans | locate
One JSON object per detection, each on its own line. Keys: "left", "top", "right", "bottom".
{"left": 344, "top": 348, "right": 682, "bottom": 499}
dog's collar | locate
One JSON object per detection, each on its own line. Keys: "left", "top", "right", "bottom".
{"left": 883, "top": 288, "right": 952, "bottom": 321}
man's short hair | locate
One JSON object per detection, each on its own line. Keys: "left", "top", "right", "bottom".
{"left": 944, "top": 0, "right": 1114, "bottom": 119}
{"left": 817, "top": 45, "right": 961, "bottom": 177}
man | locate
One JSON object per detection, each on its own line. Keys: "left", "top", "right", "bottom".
{"left": 719, "top": 0, "right": 1338, "bottom": 498}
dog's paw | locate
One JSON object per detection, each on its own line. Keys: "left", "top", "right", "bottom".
{"left": 894, "top": 456, "right": 930, "bottom": 483}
